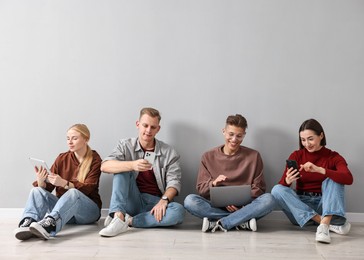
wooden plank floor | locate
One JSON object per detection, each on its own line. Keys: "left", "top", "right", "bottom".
{"left": 1, "top": 214, "right": 363, "bottom": 259}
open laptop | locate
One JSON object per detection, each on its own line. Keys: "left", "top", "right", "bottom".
{"left": 210, "top": 185, "right": 252, "bottom": 208}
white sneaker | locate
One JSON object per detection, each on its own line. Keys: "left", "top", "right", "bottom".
{"left": 104, "top": 214, "right": 131, "bottom": 227}
{"left": 316, "top": 224, "right": 331, "bottom": 244}
{"left": 236, "top": 218, "right": 257, "bottom": 232}
{"left": 104, "top": 215, "right": 113, "bottom": 227}
{"left": 99, "top": 217, "right": 128, "bottom": 237}
{"left": 202, "top": 217, "right": 217, "bottom": 232}
{"left": 329, "top": 222, "right": 351, "bottom": 235}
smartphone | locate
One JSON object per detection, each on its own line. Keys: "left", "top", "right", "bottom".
{"left": 144, "top": 151, "right": 156, "bottom": 165}
{"left": 286, "top": 159, "right": 298, "bottom": 170}
{"left": 286, "top": 159, "right": 300, "bottom": 178}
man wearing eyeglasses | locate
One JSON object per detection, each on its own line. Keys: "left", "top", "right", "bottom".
{"left": 184, "top": 114, "right": 276, "bottom": 232}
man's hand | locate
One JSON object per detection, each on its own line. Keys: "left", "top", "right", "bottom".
{"left": 150, "top": 199, "right": 168, "bottom": 222}
{"left": 132, "top": 159, "right": 153, "bottom": 172}
{"left": 225, "top": 205, "right": 241, "bottom": 212}
{"left": 212, "top": 175, "right": 228, "bottom": 187}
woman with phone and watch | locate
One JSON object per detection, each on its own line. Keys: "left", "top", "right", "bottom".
{"left": 14, "top": 124, "right": 102, "bottom": 240}
{"left": 271, "top": 118, "right": 353, "bottom": 244}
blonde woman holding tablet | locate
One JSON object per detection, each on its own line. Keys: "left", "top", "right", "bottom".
{"left": 14, "top": 124, "right": 102, "bottom": 240}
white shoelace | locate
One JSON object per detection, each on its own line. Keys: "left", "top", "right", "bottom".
{"left": 211, "top": 221, "right": 227, "bottom": 232}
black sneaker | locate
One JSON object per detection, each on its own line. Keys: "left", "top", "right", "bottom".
{"left": 236, "top": 218, "right": 257, "bottom": 232}
{"left": 29, "top": 216, "right": 56, "bottom": 240}
{"left": 14, "top": 217, "right": 36, "bottom": 240}
{"left": 201, "top": 217, "right": 227, "bottom": 233}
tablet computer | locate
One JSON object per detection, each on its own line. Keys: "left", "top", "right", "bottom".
{"left": 29, "top": 157, "right": 52, "bottom": 173}
{"left": 210, "top": 185, "right": 252, "bottom": 208}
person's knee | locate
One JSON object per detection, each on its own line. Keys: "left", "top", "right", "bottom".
{"left": 112, "top": 172, "right": 134, "bottom": 189}
{"left": 30, "top": 186, "right": 47, "bottom": 196}
{"left": 322, "top": 178, "right": 343, "bottom": 192}
{"left": 169, "top": 202, "right": 185, "bottom": 225}
{"left": 261, "top": 193, "right": 277, "bottom": 207}
{"left": 113, "top": 171, "right": 132, "bottom": 181}
{"left": 183, "top": 194, "right": 199, "bottom": 210}
{"left": 63, "top": 188, "right": 82, "bottom": 201}
{"left": 271, "top": 184, "right": 285, "bottom": 198}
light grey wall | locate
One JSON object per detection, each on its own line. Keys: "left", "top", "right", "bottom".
{"left": 1, "top": 0, "right": 363, "bottom": 213}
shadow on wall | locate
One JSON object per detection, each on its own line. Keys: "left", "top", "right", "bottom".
{"left": 253, "top": 127, "right": 295, "bottom": 193}
{"left": 169, "top": 122, "right": 217, "bottom": 204}
{"left": 99, "top": 172, "right": 113, "bottom": 209}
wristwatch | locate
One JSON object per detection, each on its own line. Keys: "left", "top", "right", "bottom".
{"left": 64, "top": 181, "right": 69, "bottom": 190}
{"left": 161, "top": 195, "right": 169, "bottom": 203}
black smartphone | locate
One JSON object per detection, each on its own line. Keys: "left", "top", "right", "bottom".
{"left": 286, "top": 159, "right": 300, "bottom": 178}
{"left": 286, "top": 159, "right": 298, "bottom": 170}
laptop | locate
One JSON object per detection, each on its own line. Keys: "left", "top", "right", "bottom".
{"left": 210, "top": 185, "right": 252, "bottom": 208}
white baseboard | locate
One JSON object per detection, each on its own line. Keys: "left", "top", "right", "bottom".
{"left": 0, "top": 208, "right": 111, "bottom": 219}
{"left": 263, "top": 210, "right": 364, "bottom": 223}
{"left": 2, "top": 208, "right": 363, "bottom": 223}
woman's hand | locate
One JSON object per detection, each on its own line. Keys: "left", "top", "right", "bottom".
{"left": 301, "top": 162, "right": 326, "bottom": 175}
{"left": 285, "top": 167, "right": 300, "bottom": 185}
{"left": 35, "top": 166, "right": 48, "bottom": 186}
{"left": 47, "top": 173, "right": 68, "bottom": 187}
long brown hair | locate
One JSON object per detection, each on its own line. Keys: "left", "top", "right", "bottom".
{"left": 68, "top": 124, "right": 93, "bottom": 182}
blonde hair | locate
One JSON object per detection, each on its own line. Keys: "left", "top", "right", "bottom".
{"left": 140, "top": 107, "right": 161, "bottom": 122}
{"left": 68, "top": 124, "right": 93, "bottom": 183}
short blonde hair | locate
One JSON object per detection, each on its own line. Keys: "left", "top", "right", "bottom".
{"left": 140, "top": 107, "right": 161, "bottom": 122}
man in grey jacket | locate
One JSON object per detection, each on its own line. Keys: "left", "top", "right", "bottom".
{"left": 99, "top": 107, "right": 185, "bottom": 237}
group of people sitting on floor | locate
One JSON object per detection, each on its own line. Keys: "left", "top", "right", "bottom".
{"left": 14, "top": 107, "right": 353, "bottom": 244}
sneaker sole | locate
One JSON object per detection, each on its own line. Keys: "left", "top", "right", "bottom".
{"left": 201, "top": 218, "right": 209, "bottom": 232}
{"left": 249, "top": 218, "right": 257, "bottom": 232}
{"left": 99, "top": 228, "right": 117, "bottom": 237}
{"left": 14, "top": 230, "right": 34, "bottom": 241}
{"left": 29, "top": 225, "right": 50, "bottom": 240}
{"left": 99, "top": 228, "right": 129, "bottom": 237}
{"left": 316, "top": 237, "right": 331, "bottom": 244}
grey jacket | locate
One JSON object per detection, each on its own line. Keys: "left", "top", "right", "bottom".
{"left": 103, "top": 137, "right": 182, "bottom": 194}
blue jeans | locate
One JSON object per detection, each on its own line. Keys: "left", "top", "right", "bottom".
{"left": 271, "top": 178, "right": 347, "bottom": 227}
{"left": 21, "top": 187, "right": 101, "bottom": 235}
{"left": 108, "top": 172, "right": 185, "bottom": 228}
{"left": 184, "top": 193, "right": 276, "bottom": 230}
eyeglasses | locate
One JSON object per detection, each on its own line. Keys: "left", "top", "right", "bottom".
{"left": 226, "top": 132, "right": 246, "bottom": 140}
